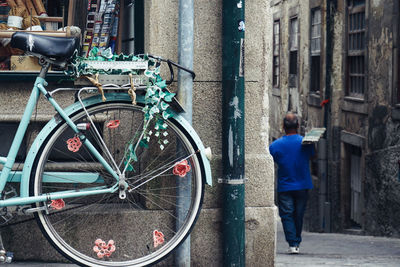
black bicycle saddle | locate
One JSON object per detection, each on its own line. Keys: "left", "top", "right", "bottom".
{"left": 10, "top": 32, "right": 80, "bottom": 59}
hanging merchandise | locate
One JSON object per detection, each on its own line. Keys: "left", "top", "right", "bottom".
{"left": 82, "top": 0, "right": 120, "bottom": 57}
{"left": 108, "top": 14, "right": 118, "bottom": 53}
{"left": 98, "top": 0, "right": 118, "bottom": 52}
{"left": 81, "top": 1, "right": 98, "bottom": 57}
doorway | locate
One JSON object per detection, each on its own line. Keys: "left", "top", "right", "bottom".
{"left": 343, "top": 144, "right": 363, "bottom": 230}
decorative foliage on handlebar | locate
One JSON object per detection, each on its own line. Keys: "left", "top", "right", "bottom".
{"left": 124, "top": 63, "right": 176, "bottom": 172}
{"left": 71, "top": 47, "right": 177, "bottom": 172}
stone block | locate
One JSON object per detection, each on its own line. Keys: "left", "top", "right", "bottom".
{"left": 204, "top": 155, "right": 275, "bottom": 210}
{"left": 245, "top": 82, "right": 270, "bottom": 156}
{"left": 145, "top": 0, "right": 223, "bottom": 82}
{"left": 203, "top": 156, "right": 223, "bottom": 209}
{"left": 190, "top": 208, "right": 223, "bottom": 266}
{"left": 193, "top": 0, "right": 222, "bottom": 82}
{"left": 191, "top": 206, "right": 278, "bottom": 267}
{"left": 2, "top": 218, "right": 67, "bottom": 262}
{"left": 245, "top": 156, "right": 275, "bottom": 207}
{"left": 192, "top": 82, "right": 222, "bottom": 156}
{"left": 245, "top": 206, "right": 277, "bottom": 267}
{"left": 245, "top": 0, "right": 268, "bottom": 83}
{"left": 145, "top": 0, "right": 270, "bottom": 83}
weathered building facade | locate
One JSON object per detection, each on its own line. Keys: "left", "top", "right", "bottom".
{"left": 0, "top": 0, "right": 277, "bottom": 266}
{"left": 268, "top": 0, "right": 400, "bottom": 237}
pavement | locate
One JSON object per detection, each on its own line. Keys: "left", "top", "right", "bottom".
{"left": 275, "top": 220, "right": 400, "bottom": 267}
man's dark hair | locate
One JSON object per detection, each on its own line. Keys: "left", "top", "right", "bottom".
{"left": 283, "top": 112, "right": 299, "bottom": 130}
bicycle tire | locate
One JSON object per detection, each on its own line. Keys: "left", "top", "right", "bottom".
{"left": 30, "top": 100, "right": 205, "bottom": 266}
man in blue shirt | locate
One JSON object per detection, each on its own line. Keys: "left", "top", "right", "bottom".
{"left": 269, "top": 112, "right": 315, "bottom": 254}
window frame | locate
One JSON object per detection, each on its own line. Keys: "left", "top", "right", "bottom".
{"left": 272, "top": 19, "right": 280, "bottom": 89}
{"left": 289, "top": 16, "right": 299, "bottom": 88}
{"left": 346, "top": 0, "right": 367, "bottom": 99}
{"left": 310, "top": 7, "right": 322, "bottom": 95}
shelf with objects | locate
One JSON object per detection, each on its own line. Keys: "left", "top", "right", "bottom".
{"left": 0, "top": 0, "right": 142, "bottom": 79}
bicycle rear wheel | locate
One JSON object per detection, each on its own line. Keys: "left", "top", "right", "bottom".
{"left": 30, "top": 100, "right": 204, "bottom": 266}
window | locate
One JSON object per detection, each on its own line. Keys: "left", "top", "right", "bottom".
{"left": 310, "top": 8, "right": 321, "bottom": 94}
{"left": 289, "top": 16, "right": 298, "bottom": 88}
{"left": 0, "top": 0, "right": 144, "bottom": 75}
{"left": 273, "top": 20, "right": 280, "bottom": 89}
{"left": 80, "top": 0, "right": 140, "bottom": 57}
{"left": 347, "top": 0, "right": 366, "bottom": 98}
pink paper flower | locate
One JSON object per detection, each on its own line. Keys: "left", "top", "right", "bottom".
{"left": 66, "top": 136, "right": 82, "bottom": 152}
{"left": 173, "top": 160, "right": 191, "bottom": 177}
{"left": 153, "top": 230, "right": 164, "bottom": 248}
{"left": 93, "top": 239, "right": 116, "bottom": 259}
{"left": 106, "top": 120, "right": 120, "bottom": 129}
{"left": 50, "top": 199, "right": 65, "bottom": 210}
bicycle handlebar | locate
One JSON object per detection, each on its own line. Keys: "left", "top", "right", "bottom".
{"left": 146, "top": 54, "right": 196, "bottom": 85}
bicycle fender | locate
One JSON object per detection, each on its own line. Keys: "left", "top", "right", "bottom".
{"left": 20, "top": 93, "right": 212, "bottom": 197}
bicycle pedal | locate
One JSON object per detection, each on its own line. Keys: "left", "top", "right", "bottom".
{"left": 23, "top": 205, "right": 48, "bottom": 214}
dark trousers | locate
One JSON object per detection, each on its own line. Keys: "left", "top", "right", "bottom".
{"left": 278, "top": 189, "right": 309, "bottom": 247}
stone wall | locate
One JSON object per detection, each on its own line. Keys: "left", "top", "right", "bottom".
{"left": 365, "top": 146, "right": 400, "bottom": 237}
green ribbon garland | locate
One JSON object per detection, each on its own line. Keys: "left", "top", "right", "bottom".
{"left": 67, "top": 47, "right": 176, "bottom": 171}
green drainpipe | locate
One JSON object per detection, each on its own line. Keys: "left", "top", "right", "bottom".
{"left": 221, "top": 0, "right": 245, "bottom": 266}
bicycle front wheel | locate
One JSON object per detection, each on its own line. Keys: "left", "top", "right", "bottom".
{"left": 30, "top": 100, "right": 204, "bottom": 266}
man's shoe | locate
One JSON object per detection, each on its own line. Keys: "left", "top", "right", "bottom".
{"left": 288, "top": 246, "right": 299, "bottom": 254}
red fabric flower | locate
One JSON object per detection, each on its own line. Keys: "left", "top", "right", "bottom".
{"left": 173, "top": 160, "right": 191, "bottom": 177}
{"left": 93, "top": 239, "right": 116, "bottom": 259}
{"left": 153, "top": 230, "right": 165, "bottom": 248}
{"left": 67, "top": 136, "right": 82, "bottom": 152}
{"left": 50, "top": 199, "right": 65, "bottom": 210}
{"left": 106, "top": 120, "right": 120, "bottom": 129}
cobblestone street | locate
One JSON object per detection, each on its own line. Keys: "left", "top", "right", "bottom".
{"left": 276, "top": 221, "right": 400, "bottom": 266}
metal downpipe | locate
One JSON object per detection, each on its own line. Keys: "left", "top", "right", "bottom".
{"left": 222, "top": 0, "right": 245, "bottom": 266}
{"left": 176, "top": 0, "right": 194, "bottom": 266}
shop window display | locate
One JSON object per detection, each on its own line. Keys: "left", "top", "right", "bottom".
{"left": 0, "top": 0, "right": 137, "bottom": 72}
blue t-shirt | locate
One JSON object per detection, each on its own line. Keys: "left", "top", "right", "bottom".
{"left": 269, "top": 134, "right": 314, "bottom": 192}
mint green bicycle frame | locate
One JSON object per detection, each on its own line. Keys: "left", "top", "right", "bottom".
{"left": 0, "top": 76, "right": 119, "bottom": 207}
{"left": 0, "top": 76, "right": 212, "bottom": 208}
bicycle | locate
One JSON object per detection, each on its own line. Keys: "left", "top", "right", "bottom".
{"left": 0, "top": 31, "right": 212, "bottom": 266}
